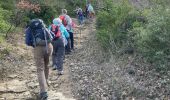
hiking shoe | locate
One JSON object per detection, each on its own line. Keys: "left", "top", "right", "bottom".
{"left": 52, "top": 65, "right": 57, "bottom": 70}
{"left": 71, "top": 47, "right": 74, "bottom": 50}
{"left": 65, "top": 52, "right": 71, "bottom": 55}
{"left": 65, "top": 50, "right": 72, "bottom": 54}
{"left": 58, "top": 70, "right": 64, "bottom": 75}
{"left": 40, "top": 92, "right": 48, "bottom": 100}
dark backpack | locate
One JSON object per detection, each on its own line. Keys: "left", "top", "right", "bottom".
{"left": 51, "top": 24, "right": 61, "bottom": 38}
{"left": 25, "top": 19, "right": 53, "bottom": 47}
{"left": 78, "top": 10, "right": 83, "bottom": 17}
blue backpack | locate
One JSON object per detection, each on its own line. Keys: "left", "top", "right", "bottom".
{"left": 25, "top": 19, "right": 55, "bottom": 47}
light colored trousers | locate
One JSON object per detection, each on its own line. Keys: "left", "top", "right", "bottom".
{"left": 33, "top": 43, "right": 53, "bottom": 93}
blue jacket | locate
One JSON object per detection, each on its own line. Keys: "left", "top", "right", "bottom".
{"left": 60, "top": 24, "right": 70, "bottom": 39}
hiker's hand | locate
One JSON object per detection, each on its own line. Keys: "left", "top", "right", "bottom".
{"left": 75, "top": 25, "right": 80, "bottom": 28}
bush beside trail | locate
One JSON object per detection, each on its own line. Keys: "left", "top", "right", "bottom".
{"left": 96, "top": 0, "right": 170, "bottom": 73}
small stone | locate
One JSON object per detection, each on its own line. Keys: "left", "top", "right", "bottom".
{"left": 70, "top": 63, "right": 74, "bottom": 67}
{"left": 74, "top": 67, "right": 79, "bottom": 70}
{"left": 27, "top": 81, "right": 38, "bottom": 89}
{"left": 155, "top": 98, "right": 159, "bottom": 100}
{"left": 54, "top": 84, "right": 59, "bottom": 87}
{"left": 79, "top": 80, "right": 83, "bottom": 83}
{"left": 0, "top": 98, "right": 5, "bottom": 100}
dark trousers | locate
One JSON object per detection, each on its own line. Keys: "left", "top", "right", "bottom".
{"left": 65, "top": 38, "right": 71, "bottom": 53}
{"left": 52, "top": 38, "right": 65, "bottom": 71}
{"left": 65, "top": 31, "right": 74, "bottom": 53}
{"left": 69, "top": 31, "right": 74, "bottom": 49}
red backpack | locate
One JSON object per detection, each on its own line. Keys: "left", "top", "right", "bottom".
{"left": 59, "top": 15, "right": 67, "bottom": 27}
{"left": 51, "top": 24, "right": 61, "bottom": 38}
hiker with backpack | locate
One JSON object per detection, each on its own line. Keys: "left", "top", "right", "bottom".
{"left": 49, "top": 18, "right": 69, "bottom": 75}
{"left": 77, "top": 7, "right": 84, "bottom": 25}
{"left": 85, "top": 4, "right": 89, "bottom": 18}
{"left": 59, "top": 9, "right": 75, "bottom": 54}
{"left": 87, "top": 2, "right": 95, "bottom": 19}
{"left": 25, "top": 19, "right": 54, "bottom": 100}
{"left": 74, "top": 6, "right": 80, "bottom": 17}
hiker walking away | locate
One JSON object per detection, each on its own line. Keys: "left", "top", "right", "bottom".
{"left": 77, "top": 7, "right": 84, "bottom": 25}
{"left": 49, "top": 18, "right": 69, "bottom": 75}
{"left": 84, "top": 2, "right": 89, "bottom": 19}
{"left": 74, "top": 6, "right": 84, "bottom": 24}
{"left": 59, "top": 9, "right": 75, "bottom": 53}
{"left": 25, "top": 19, "right": 54, "bottom": 100}
{"left": 87, "top": 2, "right": 95, "bottom": 19}
{"left": 74, "top": 6, "right": 80, "bottom": 18}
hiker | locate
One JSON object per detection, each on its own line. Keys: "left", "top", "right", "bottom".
{"left": 25, "top": 19, "right": 54, "bottom": 100}
{"left": 59, "top": 9, "right": 75, "bottom": 54}
{"left": 77, "top": 7, "right": 84, "bottom": 25}
{"left": 74, "top": 6, "right": 80, "bottom": 17}
{"left": 87, "top": 2, "right": 95, "bottom": 19}
{"left": 85, "top": 4, "right": 89, "bottom": 18}
{"left": 49, "top": 18, "right": 69, "bottom": 75}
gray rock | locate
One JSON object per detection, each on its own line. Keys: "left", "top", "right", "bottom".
{"left": 70, "top": 63, "right": 75, "bottom": 67}
{"left": 0, "top": 79, "right": 27, "bottom": 93}
{"left": 27, "top": 81, "right": 38, "bottom": 89}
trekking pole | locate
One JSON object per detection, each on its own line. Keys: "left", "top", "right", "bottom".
{"left": 80, "top": 25, "right": 82, "bottom": 41}
{"left": 79, "top": 25, "right": 82, "bottom": 46}
{"left": 44, "top": 28, "right": 48, "bottom": 54}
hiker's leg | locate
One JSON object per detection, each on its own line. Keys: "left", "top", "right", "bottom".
{"left": 78, "top": 16, "right": 81, "bottom": 25}
{"left": 34, "top": 46, "right": 47, "bottom": 93}
{"left": 56, "top": 38, "right": 65, "bottom": 71}
{"left": 69, "top": 32, "right": 74, "bottom": 49}
{"left": 52, "top": 41, "right": 57, "bottom": 66}
{"left": 52, "top": 40, "right": 59, "bottom": 68}
{"left": 44, "top": 43, "right": 53, "bottom": 80}
{"left": 81, "top": 17, "right": 83, "bottom": 24}
{"left": 65, "top": 38, "right": 71, "bottom": 53}
{"left": 80, "top": 16, "right": 83, "bottom": 24}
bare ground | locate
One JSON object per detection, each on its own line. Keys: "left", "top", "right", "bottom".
{"left": 0, "top": 19, "right": 90, "bottom": 100}
{"left": 1, "top": 18, "right": 170, "bottom": 100}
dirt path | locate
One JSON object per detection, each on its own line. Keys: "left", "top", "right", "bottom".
{"left": 0, "top": 19, "right": 94, "bottom": 100}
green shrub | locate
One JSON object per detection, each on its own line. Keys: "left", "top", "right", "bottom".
{"left": 0, "top": 6, "right": 11, "bottom": 33}
{"left": 133, "top": 6, "right": 170, "bottom": 71}
{"left": 26, "top": 3, "right": 56, "bottom": 25}
{"left": 96, "top": 0, "right": 142, "bottom": 51}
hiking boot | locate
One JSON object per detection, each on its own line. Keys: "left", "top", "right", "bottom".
{"left": 52, "top": 65, "right": 57, "bottom": 70}
{"left": 58, "top": 70, "right": 64, "bottom": 75}
{"left": 71, "top": 48, "right": 75, "bottom": 52}
{"left": 40, "top": 92, "right": 48, "bottom": 100}
{"left": 65, "top": 51, "right": 71, "bottom": 55}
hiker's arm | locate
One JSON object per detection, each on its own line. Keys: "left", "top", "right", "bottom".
{"left": 46, "top": 28, "right": 55, "bottom": 41}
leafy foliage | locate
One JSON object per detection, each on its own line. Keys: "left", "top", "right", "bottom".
{"left": 96, "top": 0, "right": 170, "bottom": 72}
{"left": 96, "top": 0, "right": 140, "bottom": 50}
{"left": 0, "top": 5, "right": 11, "bottom": 33}
{"left": 133, "top": 7, "right": 170, "bottom": 71}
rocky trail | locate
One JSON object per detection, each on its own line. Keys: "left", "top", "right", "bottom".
{"left": 1, "top": 14, "right": 170, "bottom": 100}
{"left": 0, "top": 19, "right": 95, "bottom": 100}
